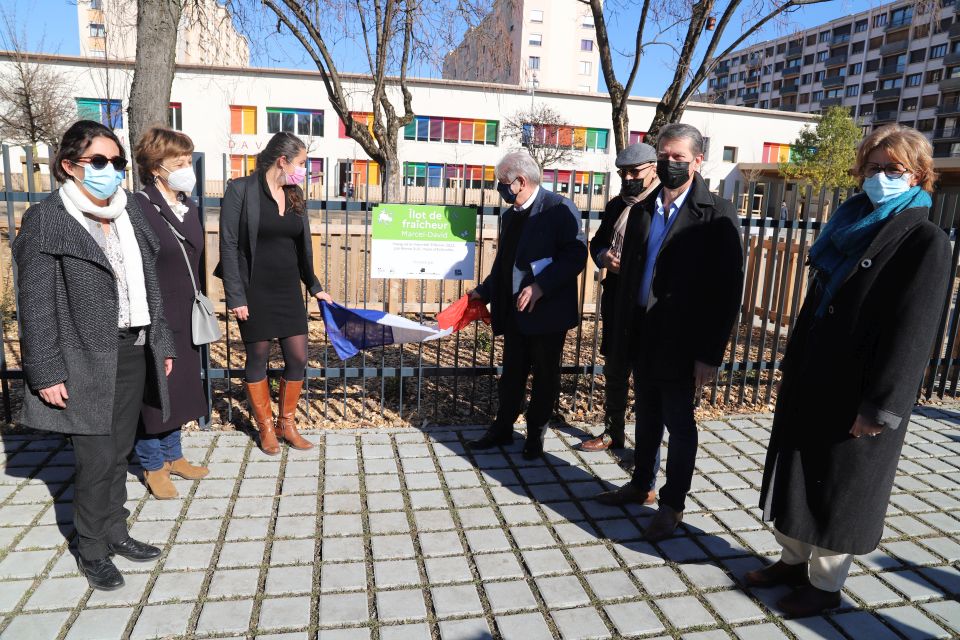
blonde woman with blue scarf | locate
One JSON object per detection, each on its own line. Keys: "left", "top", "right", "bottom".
{"left": 751, "top": 125, "right": 952, "bottom": 618}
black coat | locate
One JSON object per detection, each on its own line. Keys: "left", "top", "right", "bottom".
{"left": 14, "top": 191, "right": 176, "bottom": 435}
{"left": 590, "top": 195, "right": 630, "bottom": 355}
{"left": 760, "top": 205, "right": 952, "bottom": 555}
{"left": 214, "top": 172, "right": 322, "bottom": 309}
{"left": 611, "top": 174, "right": 744, "bottom": 380}
{"left": 475, "top": 188, "right": 587, "bottom": 336}
{"left": 136, "top": 186, "right": 209, "bottom": 433}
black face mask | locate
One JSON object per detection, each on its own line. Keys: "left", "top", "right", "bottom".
{"left": 621, "top": 179, "right": 646, "bottom": 198}
{"left": 657, "top": 159, "right": 692, "bottom": 190}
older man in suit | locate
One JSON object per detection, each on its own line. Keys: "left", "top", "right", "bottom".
{"left": 596, "top": 123, "right": 744, "bottom": 541}
{"left": 466, "top": 151, "right": 587, "bottom": 460}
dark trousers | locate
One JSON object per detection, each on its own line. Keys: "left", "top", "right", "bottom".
{"left": 605, "top": 348, "right": 662, "bottom": 492}
{"left": 72, "top": 330, "right": 146, "bottom": 561}
{"left": 493, "top": 330, "right": 567, "bottom": 434}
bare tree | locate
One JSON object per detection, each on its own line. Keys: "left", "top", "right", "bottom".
{"left": 581, "top": 0, "right": 830, "bottom": 151}
{"left": 0, "top": 11, "right": 73, "bottom": 155}
{"left": 503, "top": 104, "right": 580, "bottom": 171}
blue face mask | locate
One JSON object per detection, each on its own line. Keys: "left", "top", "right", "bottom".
{"left": 497, "top": 178, "right": 519, "bottom": 205}
{"left": 78, "top": 162, "right": 124, "bottom": 200}
{"left": 862, "top": 173, "right": 911, "bottom": 205}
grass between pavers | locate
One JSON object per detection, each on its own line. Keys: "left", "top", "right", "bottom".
{"left": 0, "top": 410, "right": 957, "bottom": 638}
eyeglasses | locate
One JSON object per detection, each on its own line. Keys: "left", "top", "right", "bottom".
{"left": 72, "top": 155, "right": 128, "bottom": 171}
{"left": 862, "top": 162, "right": 909, "bottom": 179}
{"left": 617, "top": 164, "right": 653, "bottom": 179}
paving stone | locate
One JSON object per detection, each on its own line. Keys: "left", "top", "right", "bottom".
{"left": 425, "top": 555, "right": 473, "bottom": 584}
{"left": 374, "top": 559, "right": 422, "bottom": 588}
{"left": 919, "top": 565, "right": 960, "bottom": 595}
{"left": 0, "top": 579, "right": 30, "bottom": 613}
{"left": 922, "top": 599, "right": 960, "bottom": 634}
{"left": 679, "top": 562, "right": 736, "bottom": 589}
{"left": 208, "top": 568, "right": 261, "bottom": 598}
{"left": 844, "top": 574, "right": 903, "bottom": 606}
{"left": 0, "top": 548, "right": 57, "bottom": 579}
{"left": 369, "top": 511, "right": 411, "bottom": 535}
{"left": 318, "top": 592, "right": 370, "bottom": 626}
{"left": 522, "top": 548, "right": 572, "bottom": 576}
{"left": 483, "top": 579, "right": 538, "bottom": 613}
{"left": 474, "top": 552, "right": 525, "bottom": 581}
{"left": 414, "top": 510, "right": 456, "bottom": 531}
{"left": 438, "top": 617, "right": 493, "bottom": 640}
{"left": 85, "top": 572, "right": 151, "bottom": 606}
{"left": 129, "top": 603, "right": 193, "bottom": 639}
{"left": 465, "top": 529, "right": 512, "bottom": 554}
{"left": 431, "top": 584, "right": 484, "bottom": 618}
{"left": 705, "top": 589, "right": 766, "bottom": 624}
{"left": 883, "top": 540, "right": 940, "bottom": 566}
{"left": 603, "top": 601, "right": 665, "bottom": 637}
{"left": 380, "top": 622, "right": 432, "bottom": 640}
{"left": 878, "top": 605, "right": 953, "bottom": 639}
{"left": 417, "top": 531, "right": 464, "bottom": 557}
{"left": 3, "top": 611, "right": 71, "bottom": 639}
{"left": 732, "top": 623, "right": 789, "bottom": 640}
{"left": 568, "top": 544, "right": 619, "bottom": 571}
{"left": 376, "top": 588, "right": 428, "bottom": 622}
{"left": 535, "top": 574, "right": 591, "bottom": 608}
{"left": 458, "top": 506, "right": 500, "bottom": 529}
{"left": 147, "top": 571, "right": 206, "bottom": 603}
{"left": 23, "top": 575, "right": 88, "bottom": 611}
{"left": 322, "top": 537, "right": 365, "bottom": 562}
{"left": 634, "top": 566, "right": 687, "bottom": 596}
{"left": 266, "top": 565, "right": 314, "bottom": 595}
{"left": 373, "top": 534, "right": 416, "bottom": 560}
{"left": 320, "top": 561, "right": 367, "bottom": 592}
{"left": 196, "top": 598, "right": 254, "bottom": 635}
{"left": 782, "top": 616, "right": 845, "bottom": 640}
{"left": 225, "top": 516, "right": 271, "bottom": 541}
{"left": 323, "top": 513, "right": 364, "bottom": 537}
{"left": 259, "top": 595, "right": 312, "bottom": 630}
{"left": 655, "top": 595, "right": 716, "bottom": 630}
{"left": 218, "top": 540, "right": 267, "bottom": 568}
{"left": 494, "top": 612, "right": 551, "bottom": 640}
{"left": 877, "top": 569, "right": 944, "bottom": 601}
{"left": 832, "top": 611, "right": 899, "bottom": 640}
{"left": 175, "top": 518, "right": 222, "bottom": 542}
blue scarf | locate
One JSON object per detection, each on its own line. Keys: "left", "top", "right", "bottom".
{"left": 807, "top": 187, "right": 931, "bottom": 318}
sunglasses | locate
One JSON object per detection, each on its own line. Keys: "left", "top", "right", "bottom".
{"left": 72, "top": 155, "right": 128, "bottom": 171}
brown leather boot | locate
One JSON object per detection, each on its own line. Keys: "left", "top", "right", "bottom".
{"left": 246, "top": 379, "right": 280, "bottom": 455}
{"left": 745, "top": 560, "right": 810, "bottom": 589}
{"left": 143, "top": 468, "right": 178, "bottom": 499}
{"left": 166, "top": 458, "right": 209, "bottom": 480}
{"left": 278, "top": 378, "right": 313, "bottom": 450}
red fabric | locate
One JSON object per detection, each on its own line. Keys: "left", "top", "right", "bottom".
{"left": 437, "top": 295, "right": 491, "bottom": 331}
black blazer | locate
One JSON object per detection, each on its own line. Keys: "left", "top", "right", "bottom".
{"left": 475, "top": 188, "right": 587, "bottom": 335}
{"left": 590, "top": 194, "right": 631, "bottom": 354}
{"left": 214, "top": 172, "right": 323, "bottom": 309}
{"left": 612, "top": 173, "right": 744, "bottom": 380}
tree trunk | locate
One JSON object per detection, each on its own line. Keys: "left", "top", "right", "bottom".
{"left": 610, "top": 88, "right": 629, "bottom": 153}
{"left": 128, "top": 0, "right": 183, "bottom": 189}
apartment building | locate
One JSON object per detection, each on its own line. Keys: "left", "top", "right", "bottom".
{"left": 442, "top": 0, "right": 602, "bottom": 93}
{"left": 77, "top": 0, "right": 249, "bottom": 67}
{"left": 706, "top": 0, "right": 960, "bottom": 158}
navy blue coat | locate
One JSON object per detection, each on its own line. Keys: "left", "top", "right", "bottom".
{"left": 475, "top": 188, "right": 587, "bottom": 336}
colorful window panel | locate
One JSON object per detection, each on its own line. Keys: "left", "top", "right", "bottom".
{"left": 76, "top": 98, "right": 123, "bottom": 129}
{"left": 762, "top": 142, "right": 792, "bottom": 163}
{"left": 542, "top": 170, "right": 605, "bottom": 195}
{"left": 339, "top": 112, "right": 375, "bottom": 139}
{"left": 629, "top": 131, "right": 647, "bottom": 145}
{"left": 169, "top": 103, "right": 182, "bottom": 130}
{"left": 229, "top": 106, "right": 257, "bottom": 135}
{"left": 267, "top": 108, "right": 323, "bottom": 136}
{"left": 229, "top": 154, "right": 256, "bottom": 180}
{"left": 347, "top": 159, "right": 380, "bottom": 186}
{"left": 405, "top": 163, "right": 496, "bottom": 189}
{"left": 403, "top": 116, "right": 498, "bottom": 145}
{"left": 529, "top": 125, "right": 609, "bottom": 151}
{"left": 307, "top": 158, "right": 324, "bottom": 183}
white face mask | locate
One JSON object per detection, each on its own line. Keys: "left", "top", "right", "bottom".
{"left": 160, "top": 165, "right": 197, "bottom": 194}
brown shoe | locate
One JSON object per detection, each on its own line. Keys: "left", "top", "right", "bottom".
{"left": 643, "top": 504, "right": 683, "bottom": 542}
{"left": 143, "top": 468, "right": 178, "bottom": 499}
{"left": 595, "top": 484, "right": 652, "bottom": 506}
{"left": 246, "top": 379, "right": 280, "bottom": 455}
{"left": 278, "top": 378, "right": 313, "bottom": 450}
{"left": 166, "top": 458, "right": 209, "bottom": 480}
{"left": 744, "top": 560, "right": 809, "bottom": 589}
{"left": 581, "top": 433, "right": 617, "bottom": 451}
{"left": 777, "top": 584, "right": 841, "bottom": 618}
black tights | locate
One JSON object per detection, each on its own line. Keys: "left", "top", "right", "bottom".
{"left": 244, "top": 334, "right": 308, "bottom": 382}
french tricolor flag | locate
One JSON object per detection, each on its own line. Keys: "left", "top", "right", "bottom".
{"left": 319, "top": 301, "right": 453, "bottom": 361}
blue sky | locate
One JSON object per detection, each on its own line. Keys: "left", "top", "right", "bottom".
{"left": 11, "top": 0, "right": 862, "bottom": 99}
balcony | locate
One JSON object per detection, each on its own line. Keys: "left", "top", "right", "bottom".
{"left": 937, "top": 101, "right": 960, "bottom": 115}
{"left": 787, "top": 44, "right": 803, "bottom": 57}
{"left": 781, "top": 65, "right": 802, "bottom": 78}
{"left": 946, "top": 51, "right": 960, "bottom": 66}
{"left": 780, "top": 83, "right": 799, "bottom": 94}
{"left": 934, "top": 126, "right": 960, "bottom": 140}
{"left": 885, "top": 16, "right": 912, "bottom": 32}
{"left": 823, "top": 53, "right": 848, "bottom": 67}
{"left": 820, "top": 97, "right": 844, "bottom": 108}
{"left": 743, "top": 91, "right": 760, "bottom": 103}
{"left": 748, "top": 57, "right": 762, "bottom": 69}
{"left": 879, "top": 40, "right": 909, "bottom": 56}
{"left": 822, "top": 75, "right": 846, "bottom": 88}
{"left": 831, "top": 33, "right": 851, "bottom": 45}
{"left": 745, "top": 72, "right": 760, "bottom": 85}
{"left": 715, "top": 63, "right": 730, "bottom": 75}
{"left": 779, "top": 104, "right": 798, "bottom": 112}
{"left": 950, "top": 22, "right": 960, "bottom": 39}
{"left": 873, "top": 110, "right": 898, "bottom": 122}
{"left": 878, "top": 63, "right": 905, "bottom": 78}
{"left": 940, "top": 76, "right": 960, "bottom": 92}
{"left": 873, "top": 87, "right": 902, "bottom": 100}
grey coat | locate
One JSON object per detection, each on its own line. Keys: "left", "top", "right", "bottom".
{"left": 13, "top": 191, "right": 176, "bottom": 435}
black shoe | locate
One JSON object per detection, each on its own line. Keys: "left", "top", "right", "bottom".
{"left": 603, "top": 413, "right": 627, "bottom": 449}
{"left": 466, "top": 429, "right": 514, "bottom": 450}
{"left": 522, "top": 427, "right": 546, "bottom": 460}
{"left": 78, "top": 557, "right": 125, "bottom": 591}
{"left": 107, "top": 536, "right": 161, "bottom": 562}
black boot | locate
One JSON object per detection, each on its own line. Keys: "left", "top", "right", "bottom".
{"left": 466, "top": 426, "right": 514, "bottom": 450}
{"left": 522, "top": 426, "right": 546, "bottom": 460}
{"left": 78, "top": 557, "right": 125, "bottom": 591}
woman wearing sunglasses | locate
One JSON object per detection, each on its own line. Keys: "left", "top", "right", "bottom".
{"left": 132, "top": 127, "right": 210, "bottom": 499}
{"left": 752, "top": 124, "right": 952, "bottom": 616}
{"left": 216, "top": 131, "right": 332, "bottom": 455}
{"left": 13, "top": 120, "right": 176, "bottom": 590}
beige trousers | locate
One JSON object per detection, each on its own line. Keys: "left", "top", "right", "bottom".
{"left": 774, "top": 528, "right": 854, "bottom": 592}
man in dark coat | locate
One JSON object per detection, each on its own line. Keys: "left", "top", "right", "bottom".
{"left": 596, "top": 123, "right": 744, "bottom": 542}
{"left": 466, "top": 151, "right": 587, "bottom": 460}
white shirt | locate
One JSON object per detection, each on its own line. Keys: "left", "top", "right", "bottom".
{"left": 515, "top": 185, "right": 541, "bottom": 211}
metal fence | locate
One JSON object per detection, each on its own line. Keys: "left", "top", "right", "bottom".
{"left": 2, "top": 146, "right": 960, "bottom": 429}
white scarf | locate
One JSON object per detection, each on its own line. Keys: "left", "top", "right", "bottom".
{"left": 59, "top": 181, "right": 151, "bottom": 327}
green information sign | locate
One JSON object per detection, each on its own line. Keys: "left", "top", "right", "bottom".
{"left": 371, "top": 204, "right": 477, "bottom": 280}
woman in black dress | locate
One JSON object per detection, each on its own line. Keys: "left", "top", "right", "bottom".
{"left": 217, "top": 132, "right": 332, "bottom": 454}
{"left": 133, "top": 127, "right": 210, "bottom": 499}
